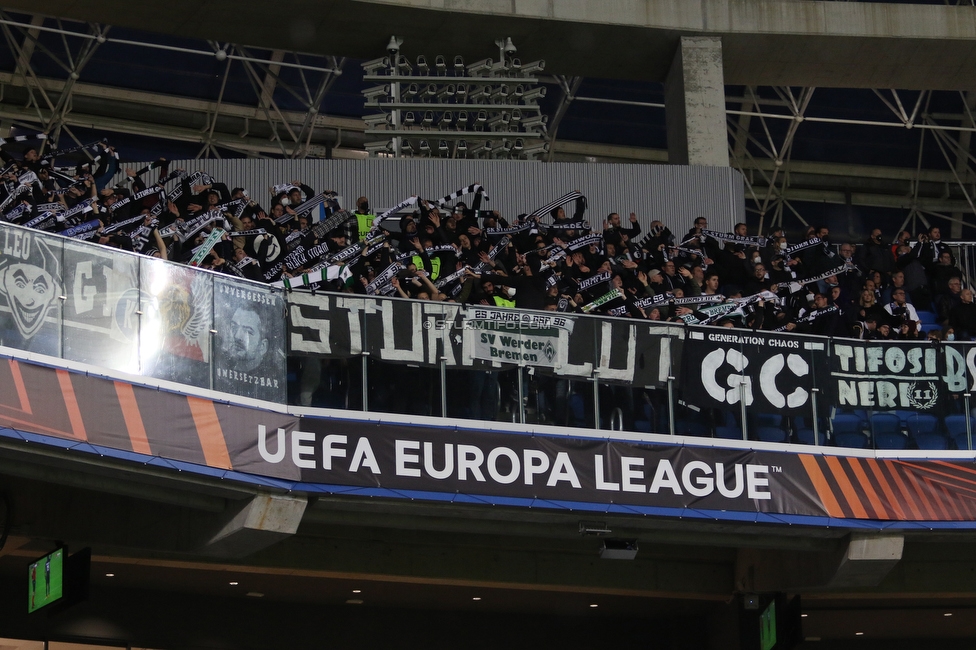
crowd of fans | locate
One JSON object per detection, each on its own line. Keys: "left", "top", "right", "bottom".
{"left": 1, "top": 137, "right": 973, "bottom": 342}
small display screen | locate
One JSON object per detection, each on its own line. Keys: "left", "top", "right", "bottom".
{"left": 760, "top": 598, "right": 777, "bottom": 650}
{"left": 28, "top": 548, "right": 64, "bottom": 613}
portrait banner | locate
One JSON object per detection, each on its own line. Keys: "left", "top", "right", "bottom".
{"left": 140, "top": 259, "right": 213, "bottom": 389}
{"left": 213, "top": 279, "right": 286, "bottom": 403}
{"left": 0, "top": 226, "right": 62, "bottom": 357}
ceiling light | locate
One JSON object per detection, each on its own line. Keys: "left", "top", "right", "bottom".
{"left": 589, "top": 604, "right": 599, "bottom": 608}
{"left": 229, "top": 581, "right": 239, "bottom": 586}
{"left": 105, "top": 573, "right": 115, "bottom": 577}
{"left": 472, "top": 597, "right": 481, "bottom": 601}
{"left": 801, "top": 614, "right": 808, "bottom": 618}
{"left": 944, "top": 612, "right": 953, "bottom": 617}
{"left": 855, "top": 632, "right": 864, "bottom": 636}
{"left": 352, "top": 589, "right": 362, "bottom": 594}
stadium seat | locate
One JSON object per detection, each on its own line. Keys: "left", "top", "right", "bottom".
{"left": 945, "top": 415, "right": 973, "bottom": 450}
{"left": 874, "top": 431, "right": 909, "bottom": 449}
{"left": 568, "top": 393, "right": 587, "bottom": 428}
{"left": 871, "top": 412, "right": 905, "bottom": 449}
{"left": 906, "top": 413, "right": 947, "bottom": 450}
{"left": 914, "top": 431, "right": 949, "bottom": 450}
{"left": 893, "top": 410, "right": 916, "bottom": 427}
{"left": 633, "top": 403, "right": 654, "bottom": 433}
{"left": 831, "top": 413, "right": 864, "bottom": 434}
{"left": 679, "top": 420, "right": 711, "bottom": 438}
{"left": 795, "top": 427, "right": 826, "bottom": 446}
{"left": 756, "top": 426, "right": 789, "bottom": 443}
{"left": 714, "top": 425, "right": 742, "bottom": 440}
{"left": 755, "top": 413, "right": 783, "bottom": 428}
{"left": 834, "top": 432, "right": 870, "bottom": 449}
{"left": 916, "top": 310, "right": 938, "bottom": 325}
{"left": 906, "top": 414, "right": 939, "bottom": 436}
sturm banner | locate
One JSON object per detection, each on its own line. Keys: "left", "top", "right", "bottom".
{"left": 682, "top": 327, "right": 828, "bottom": 415}
{"left": 287, "top": 293, "right": 682, "bottom": 386}
{"left": 2, "top": 354, "right": 976, "bottom": 526}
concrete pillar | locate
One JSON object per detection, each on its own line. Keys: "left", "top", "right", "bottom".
{"left": 735, "top": 533, "right": 904, "bottom": 592}
{"left": 204, "top": 493, "right": 307, "bottom": 558}
{"left": 827, "top": 533, "right": 904, "bottom": 589}
{"left": 665, "top": 36, "right": 729, "bottom": 167}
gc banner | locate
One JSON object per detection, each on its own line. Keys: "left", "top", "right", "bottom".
{"left": 682, "top": 327, "right": 828, "bottom": 414}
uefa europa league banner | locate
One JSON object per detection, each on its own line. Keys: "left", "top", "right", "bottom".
{"left": 2, "top": 351, "right": 976, "bottom": 526}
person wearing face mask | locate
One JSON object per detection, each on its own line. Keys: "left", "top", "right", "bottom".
{"left": 856, "top": 228, "right": 895, "bottom": 276}
{"left": 352, "top": 196, "right": 375, "bottom": 243}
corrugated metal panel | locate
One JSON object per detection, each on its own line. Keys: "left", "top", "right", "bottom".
{"left": 134, "top": 159, "right": 743, "bottom": 232}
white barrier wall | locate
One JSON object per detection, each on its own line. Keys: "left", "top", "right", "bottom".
{"left": 135, "top": 159, "right": 744, "bottom": 232}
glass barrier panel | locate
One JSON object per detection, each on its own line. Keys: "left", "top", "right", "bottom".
{"left": 61, "top": 239, "right": 141, "bottom": 373}
{"left": 139, "top": 258, "right": 214, "bottom": 389}
{"left": 0, "top": 226, "right": 63, "bottom": 357}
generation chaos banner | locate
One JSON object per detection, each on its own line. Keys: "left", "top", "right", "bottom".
{"left": 2, "top": 353, "right": 976, "bottom": 526}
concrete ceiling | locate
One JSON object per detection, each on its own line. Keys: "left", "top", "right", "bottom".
{"left": 3, "top": 0, "right": 976, "bottom": 90}
{"left": 1, "top": 430, "right": 976, "bottom": 647}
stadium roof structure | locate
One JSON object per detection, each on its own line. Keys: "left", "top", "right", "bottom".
{"left": 0, "top": 2, "right": 974, "bottom": 239}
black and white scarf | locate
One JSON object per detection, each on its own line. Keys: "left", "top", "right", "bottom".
{"left": 784, "top": 237, "right": 825, "bottom": 258}
{"left": 23, "top": 211, "right": 56, "bottom": 232}
{"left": 2, "top": 202, "right": 31, "bottom": 222}
{"left": 107, "top": 186, "right": 164, "bottom": 212}
{"left": 575, "top": 272, "right": 611, "bottom": 293}
{"left": 365, "top": 262, "right": 403, "bottom": 295}
{"left": 527, "top": 191, "right": 585, "bottom": 219}
{"left": 785, "top": 265, "right": 849, "bottom": 294}
{"left": 472, "top": 236, "right": 510, "bottom": 273}
{"left": 696, "top": 229, "right": 767, "bottom": 248}
{"left": 372, "top": 196, "right": 419, "bottom": 228}
{"left": 773, "top": 305, "right": 841, "bottom": 332}
{"left": 485, "top": 222, "right": 533, "bottom": 238}
{"left": 538, "top": 220, "right": 589, "bottom": 234}
{"left": 581, "top": 288, "right": 623, "bottom": 314}
{"left": 437, "top": 183, "right": 489, "bottom": 206}
{"left": 62, "top": 218, "right": 102, "bottom": 239}
{"left": 566, "top": 232, "right": 603, "bottom": 251}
